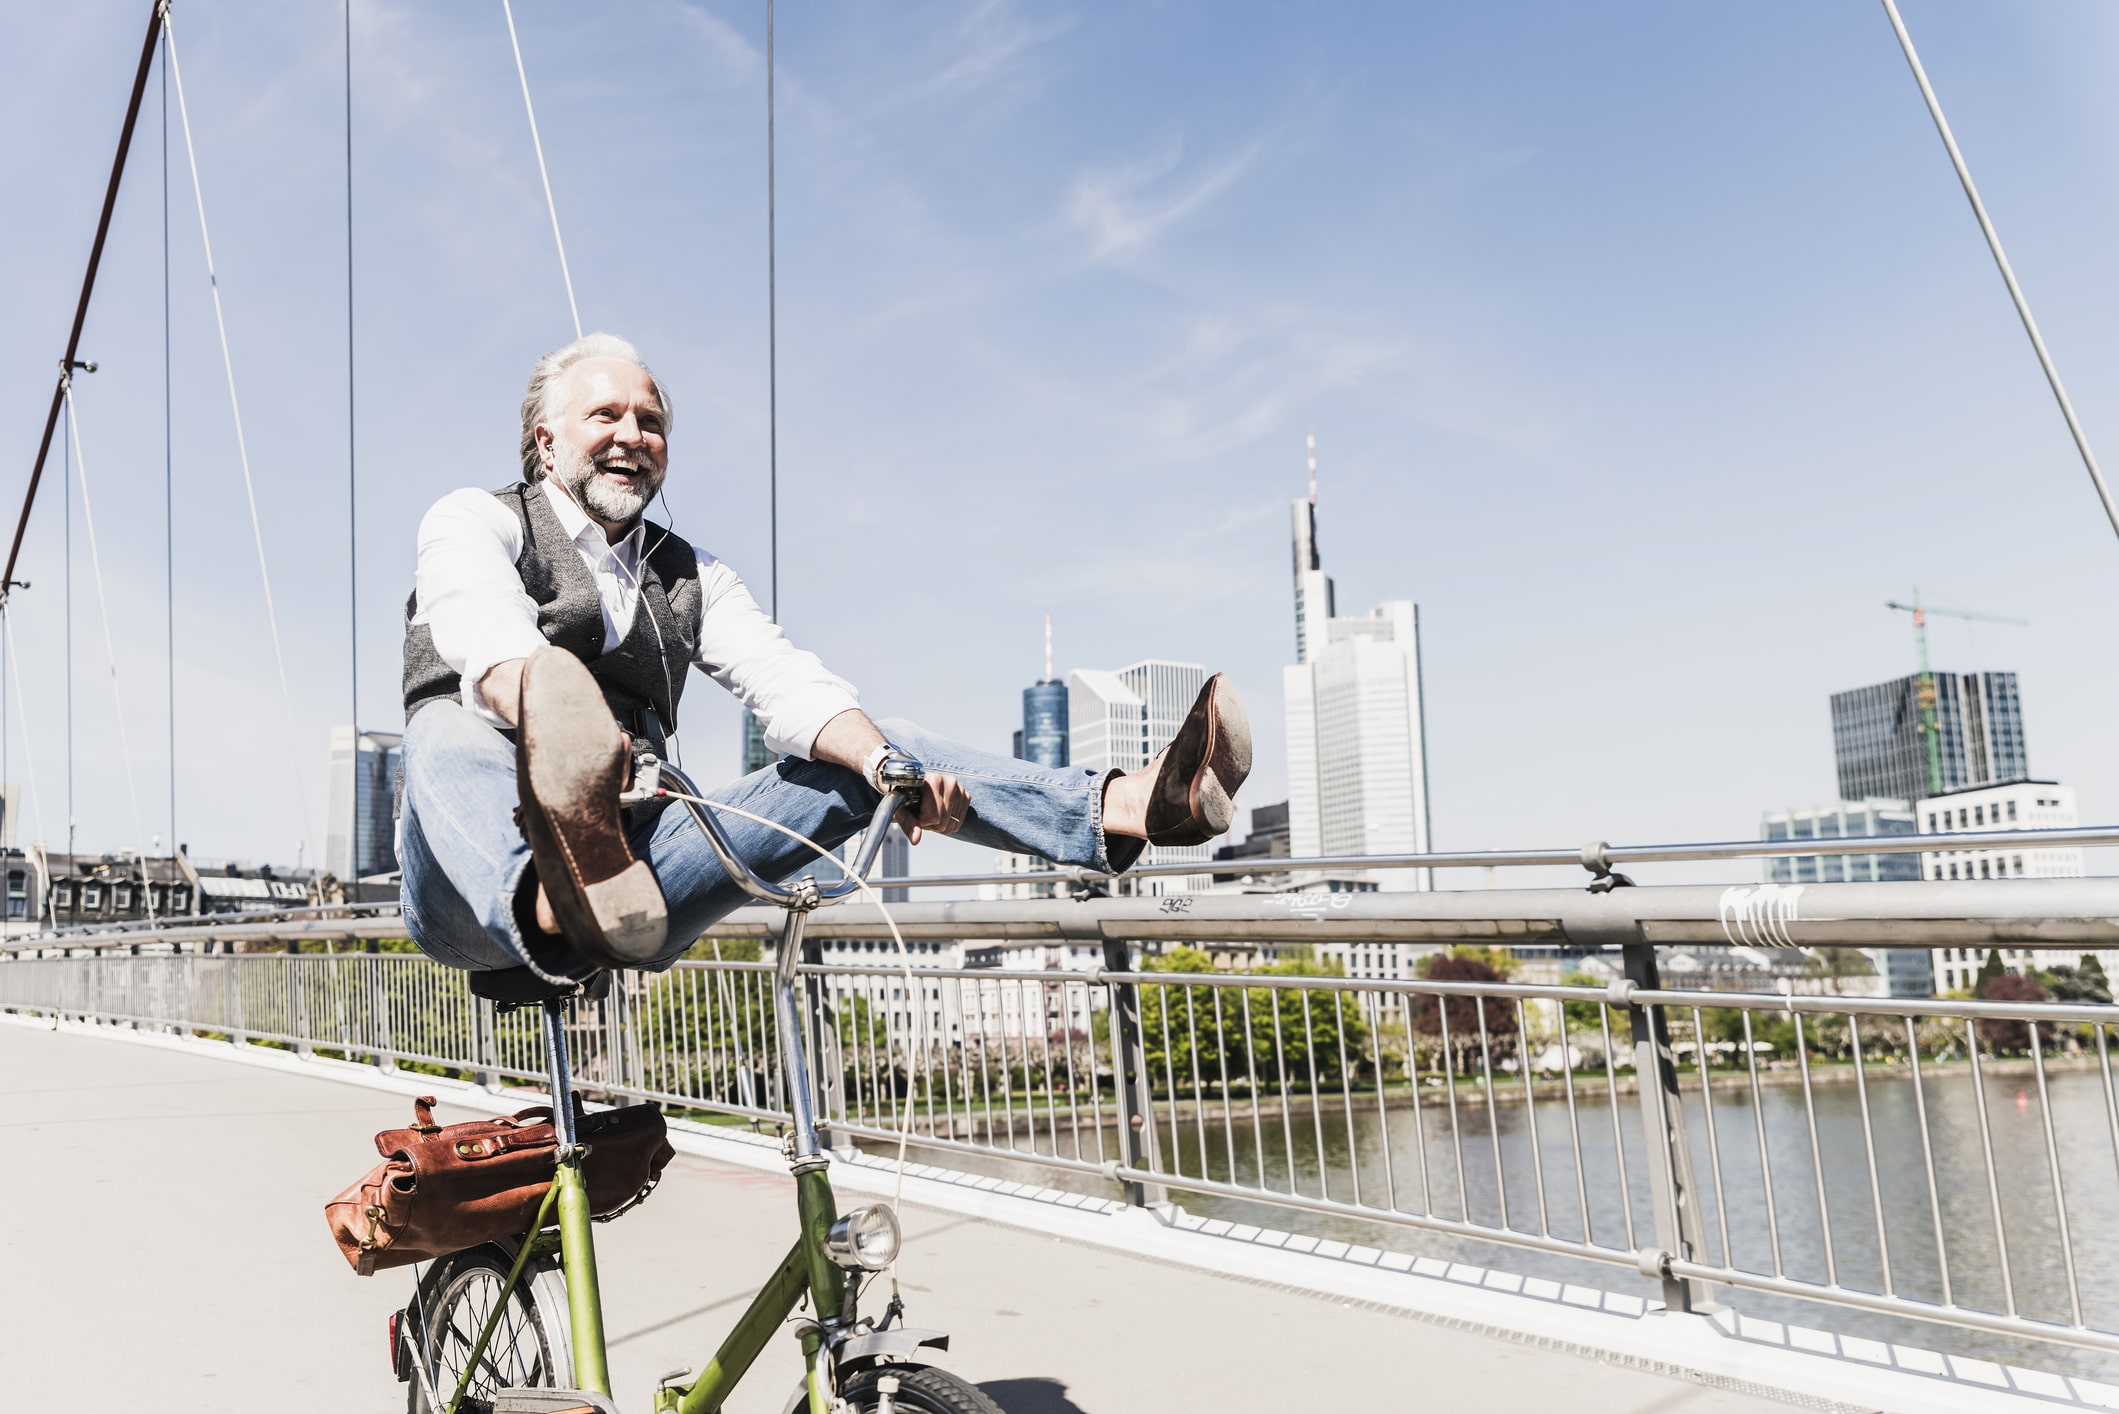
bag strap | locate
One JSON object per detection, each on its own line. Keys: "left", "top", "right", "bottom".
{"left": 411, "top": 1096, "right": 441, "bottom": 1135}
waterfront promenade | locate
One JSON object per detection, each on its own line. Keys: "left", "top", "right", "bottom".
{"left": 11, "top": 1016, "right": 2117, "bottom": 1413}
{"left": 0, "top": 1019, "right": 1798, "bottom": 1412}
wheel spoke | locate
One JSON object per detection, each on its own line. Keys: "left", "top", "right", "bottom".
{"left": 420, "top": 1261, "right": 553, "bottom": 1406}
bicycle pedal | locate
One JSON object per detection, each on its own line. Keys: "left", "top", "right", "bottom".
{"left": 490, "top": 1389, "right": 620, "bottom": 1414}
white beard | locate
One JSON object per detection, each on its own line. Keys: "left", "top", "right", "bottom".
{"left": 553, "top": 439, "right": 663, "bottom": 525}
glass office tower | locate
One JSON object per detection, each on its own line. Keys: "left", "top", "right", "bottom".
{"left": 1830, "top": 671, "right": 2027, "bottom": 802}
{"left": 1020, "top": 680, "right": 1069, "bottom": 768}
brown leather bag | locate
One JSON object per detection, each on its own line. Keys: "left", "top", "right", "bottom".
{"left": 326, "top": 1095, "right": 676, "bottom": 1275}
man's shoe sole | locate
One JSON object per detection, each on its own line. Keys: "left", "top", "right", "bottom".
{"left": 517, "top": 649, "right": 668, "bottom": 967}
{"left": 1145, "top": 674, "right": 1252, "bottom": 848}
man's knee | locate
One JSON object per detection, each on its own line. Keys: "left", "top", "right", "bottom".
{"left": 403, "top": 702, "right": 512, "bottom": 786}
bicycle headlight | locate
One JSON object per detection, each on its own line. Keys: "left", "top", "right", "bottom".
{"left": 824, "top": 1203, "right": 901, "bottom": 1271}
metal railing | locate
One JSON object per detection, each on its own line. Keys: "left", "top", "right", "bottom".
{"left": 11, "top": 881, "right": 2119, "bottom": 1367}
{"left": 6, "top": 820, "right": 2115, "bottom": 954}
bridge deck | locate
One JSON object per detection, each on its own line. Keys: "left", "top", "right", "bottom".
{"left": 0, "top": 1021, "right": 1791, "bottom": 1413}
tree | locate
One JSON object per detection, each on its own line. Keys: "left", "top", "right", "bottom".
{"left": 1559, "top": 970, "right": 1629, "bottom": 1046}
{"left": 1414, "top": 955, "right": 1517, "bottom": 1073}
{"left": 1138, "top": 947, "right": 1371, "bottom": 1094}
{"left": 1975, "top": 972, "right": 2052, "bottom": 1054}
{"left": 2082, "top": 953, "right": 2111, "bottom": 992}
{"left": 2043, "top": 958, "right": 2113, "bottom": 1006}
{"left": 1973, "top": 949, "right": 2008, "bottom": 994}
{"left": 1420, "top": 945, "right": 1517, "bottom": 981}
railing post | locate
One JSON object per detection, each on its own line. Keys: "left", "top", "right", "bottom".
{"left": 290, "top": 943, "right": 313, "bottom": 1059}
{"left": 1622, "top": 940, "right": 1712, "bottom": 1315}
{"left": 475, "top": 996, "right": 498, "bottom": 1091}
{"left": 369, "top": 948, "right": 396, "bottom": 1071}
{"left": 1100, "top": 936, "right": 1166, "bottom": 1210}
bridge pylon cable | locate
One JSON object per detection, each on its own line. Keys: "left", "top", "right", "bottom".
{"left": 1, "top": 607, "right": 48, "bottom": 851}
{"left": 2, "top": 0, "right": 164, "bottom": 606}
{"left": 500, "top": 0, "right": 582, "bottom": 339}
{"left": 163, "top": 10, "right": 316, "bottom": 860}
{"left": 1879, "top": 0, "right": 2119, "bottom": 548}
{"left": 60, "top": 384, "right": 153, "bottom": 908}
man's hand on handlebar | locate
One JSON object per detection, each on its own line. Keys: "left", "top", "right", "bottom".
{"left": 813, "top": 708, "right": 968, "bottom": 845}
{"left": 894, "top": 770, "right": 969, "bottom": 846}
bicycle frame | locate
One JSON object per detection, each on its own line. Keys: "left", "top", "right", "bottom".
{"left": 441, "top": 759, "right": 922, "bottom": 1414}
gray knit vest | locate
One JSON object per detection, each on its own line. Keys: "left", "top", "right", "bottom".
{"left": 401, "top": 482, "right": 704, "bottom": 737}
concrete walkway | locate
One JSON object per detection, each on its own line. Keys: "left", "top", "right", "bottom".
{"left": 0, "top": 1021, "right": 1805, "bottom": 1413}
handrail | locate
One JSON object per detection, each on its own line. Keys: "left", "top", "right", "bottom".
{"left": 5, "top": 821, "right": 2110, "bottom": 948}
{"left": 861, "top": 822, "right": 2119, "bottom": 890}
{"left": 13, "top": 874, "right": 2119, "bottom": 954}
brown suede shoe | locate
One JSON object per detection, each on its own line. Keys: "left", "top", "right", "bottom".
{"left": 516, "top": 648, "right": 667, "bottom": 968}
{"left": 1143, "top": 673, "right": 1252, "bottom": 847}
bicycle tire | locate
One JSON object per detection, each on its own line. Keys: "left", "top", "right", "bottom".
{"left": 837, "top": 1364, "right": 1009, "bottom": 1414}
{"left": 404, "top": 1243, "right": 575, "bottom": 1413}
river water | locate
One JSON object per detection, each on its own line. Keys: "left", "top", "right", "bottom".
{"left": 863, "top": 1064, "right": 2119, "bottom": 1378}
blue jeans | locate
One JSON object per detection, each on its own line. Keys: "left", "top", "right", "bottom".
{"left": 398, "top": 700, "right": 1131, "bottom": 972}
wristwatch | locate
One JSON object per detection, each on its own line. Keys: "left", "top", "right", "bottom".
{"left": 861, "top": 742, "right": 909, "bottom": 793}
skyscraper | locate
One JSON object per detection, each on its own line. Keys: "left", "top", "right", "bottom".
{"left": 1068, "top": 659, "right": 1213, "bottom": 892}
{"left": 325, "top": 726, "right": 403, "bottom": 884}
{"left": 1830, "top": 671, "right": 2027, "bottom": 802}
{"left": 1281, "top": 440, "right": 1433, "bottom": 891}
{"left": 1291, "top": 433, "right": 1334, "bottom": 665}
{"left": 1017, "top": 614, "right": 1069, "bottom": 768}
{"left": 741, "top": 708, "right": 774, "bottom": 775}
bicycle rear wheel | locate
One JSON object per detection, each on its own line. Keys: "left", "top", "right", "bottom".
{"left": 404, "top": 1243, "right": 574, "bottom": 1412}
{"left": 837, "top": 1365, "right": 1008, "bottom": 1414}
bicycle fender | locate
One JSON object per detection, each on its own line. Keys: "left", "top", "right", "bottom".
{"left": 835, "top": 1327, "right": 951, "bottom": 1366}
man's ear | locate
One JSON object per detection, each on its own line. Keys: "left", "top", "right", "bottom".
{"left": 536, "top": 425, "right": 557, "bottom": 472}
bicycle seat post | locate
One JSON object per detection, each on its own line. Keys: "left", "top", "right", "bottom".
{"left": 772, "top": 886, "right": 828, "bottom": 1168}
{"left": 539, "top": 998, "right": 579, "bottom": 1151}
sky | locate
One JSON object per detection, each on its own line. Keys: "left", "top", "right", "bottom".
{"left": 4, "top": 1, "right": 2119, "bottom": 886}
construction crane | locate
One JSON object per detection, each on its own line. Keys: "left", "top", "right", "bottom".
{"left": 1884, "top": 592, "right": 2029, "bottom": 796}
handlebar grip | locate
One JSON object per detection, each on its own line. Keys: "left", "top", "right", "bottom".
{"left": 876, "top": 754, "right": 926, "bottom": 796}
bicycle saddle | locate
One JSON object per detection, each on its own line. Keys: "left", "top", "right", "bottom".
{"left": 468, "top": 965, "right": 612, "bottom": 1010}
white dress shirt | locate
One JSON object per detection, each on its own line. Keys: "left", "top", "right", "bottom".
{"left": 412, "top": 478, "right": 859, "bottom": 758}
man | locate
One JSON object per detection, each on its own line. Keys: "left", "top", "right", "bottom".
{"left": 399, "top": 332, "right": 1250, "bottom": 984}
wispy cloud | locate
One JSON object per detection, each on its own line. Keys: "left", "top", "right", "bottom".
{"left": 895, "top": 0, "right": 1077, "bottom": 110}
{"left": 1067, "top": 135, "right": 1265, "bottom": 264}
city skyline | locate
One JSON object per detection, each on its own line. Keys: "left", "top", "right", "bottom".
{"left": 10, "top": 5, "right": 2119, "bottom": 878}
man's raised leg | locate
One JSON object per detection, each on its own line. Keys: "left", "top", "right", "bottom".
{"left": 636, "top": 717, "right": 1137, "bottom": 968}
{"left": 398, "top": 699, "right": 543, "bottom": 972}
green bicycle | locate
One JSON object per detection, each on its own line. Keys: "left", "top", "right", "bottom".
{"left": 392, "top": 753, "right": 1007, "bottom": 1414}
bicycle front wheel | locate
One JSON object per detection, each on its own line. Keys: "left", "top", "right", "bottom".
{"left": 838, "top": 1365, "right": 1008, "bottom": 1414}
{"left": 404, "top": 1243, "right": 574, "bottom": 1412}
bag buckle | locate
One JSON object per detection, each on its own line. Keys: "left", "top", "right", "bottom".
{"left": 360, "top": 1203, "right": 386, "bottom": 1250}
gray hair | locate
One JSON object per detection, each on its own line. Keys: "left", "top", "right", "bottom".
{"left": 518, "top": 332, "right": 674, "bottom": 481}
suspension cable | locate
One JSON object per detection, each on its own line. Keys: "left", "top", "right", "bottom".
{"left": 1, "top": 0, "right": 163, "bottom": 595}
{"left": 1879, "top": 0, "right": 2119, "bottom": 546}
{"left": 346, "top": 0, "right": 359, "bottom": 742}
{"left": 766, "top": 0, "right": 778, "bottom": 623}
{"left": 164, "top": 10, "right": 316, "bottom": 858}
{"left": 3, "top": 607, "right": 48, "bottom": 850}
{"left": 65, "top": 401, "right": 73, "bottom": 862}
{"left": 162, "top": 16, "right": 175, "bottom": 855}
{"left": 60, "top": 384, "right": 153, "bottom": 903}
{"left": 500, "top": 0, "right": 581, "bottom": 339}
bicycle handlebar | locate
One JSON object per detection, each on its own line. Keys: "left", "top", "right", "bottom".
{"left": 651, "top": 755, "right": 924, "bottom": 909}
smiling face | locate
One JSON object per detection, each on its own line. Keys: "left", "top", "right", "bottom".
{"left": 536, "top": 356, "right": 669, "bottom": 534}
